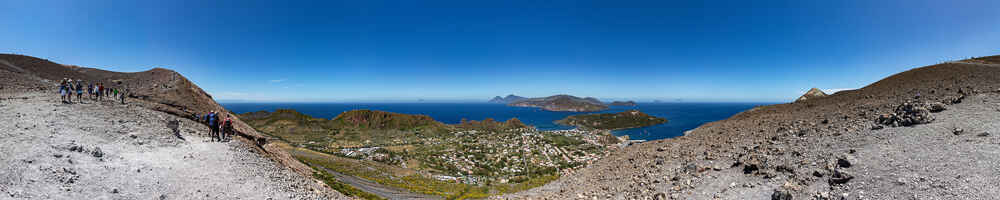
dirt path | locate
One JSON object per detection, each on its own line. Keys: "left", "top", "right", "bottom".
{"left": 314, "top": 166, "right": 442, "bottom": 200}
{"left": 0, "top": 92, "right": 346, "bottom": 199}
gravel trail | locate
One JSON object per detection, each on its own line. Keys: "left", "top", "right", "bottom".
{"left": 0, "top": 92, "right": 347, "bottom": 199}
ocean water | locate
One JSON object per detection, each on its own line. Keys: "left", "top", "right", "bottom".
{"left": 221, "top": 102, "right": 769, "bottom": 141}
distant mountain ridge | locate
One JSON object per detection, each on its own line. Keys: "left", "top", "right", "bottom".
{"left": 608, "top": 101, "right": 637, "bottom": 106}
{"left": 488, "top": 94, "right": 527, "bottom": 103}
{"left": 507, "top": 94, "right": 608, "bottom": 112}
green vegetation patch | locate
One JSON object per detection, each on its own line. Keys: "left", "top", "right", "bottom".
{"left": 556, "top": 110, "right": 667, "bottom": 130}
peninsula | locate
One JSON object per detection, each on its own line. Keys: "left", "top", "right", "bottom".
{"left": 555, "top": 110, "right": 667, "bottom": 130}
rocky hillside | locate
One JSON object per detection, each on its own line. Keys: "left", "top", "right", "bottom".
{"left": 241, "top": 109, "right": 454, "bottom": 147}
{"left": 0, "top": 54, "right": 341, "bottom": 198}
{"left": 795, "top": 87, "right": 829, "bottom": 102}
{"left": 555, "top": 110, "right": 667, "bottom": 130}
{"left": 455, "top": 117, "right": 529, "bottom": 131}
{"left": 508, "top": 94, "right": 608, "bottom": 112}
{"left": 329, "top": 109, "right": 449, "bottom": 131}
{"left": 241, "top": 109, "right": 528, "bottom": 143}
{"left": 502, "top": 56, "right": 1000, "bottom": 199}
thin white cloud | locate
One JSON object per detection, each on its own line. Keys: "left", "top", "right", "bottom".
{"left": 213, "top": 91, "right": 248, "bottom": 100}
{"left": 268, "top": 79, "right": 287, "bottom": 83}
{"left": 822, "top": 88, "right": 854, "bottom": 94}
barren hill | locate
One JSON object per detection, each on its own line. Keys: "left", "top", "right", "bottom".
{"left": 503, "top": 56, "right": 1000, "bottom": 199}
{"left": 795, "top": 88, "right": 828, "bottom": 102}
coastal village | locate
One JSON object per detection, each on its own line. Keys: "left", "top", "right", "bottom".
{"left": 333, "top": 127, "right": 627, "bottom": 185}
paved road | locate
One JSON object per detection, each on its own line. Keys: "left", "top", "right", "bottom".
{"left": 315, "top": 166, "right": 442, "bottom": 200}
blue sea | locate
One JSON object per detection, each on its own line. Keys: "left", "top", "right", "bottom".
{"left": 222, "top": 102, "right": 770, "bottom": 141}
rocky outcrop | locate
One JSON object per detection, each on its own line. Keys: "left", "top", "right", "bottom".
{"left": 876, "top": 101, "right": 946, "bottom": 127}
{"left": 795, "top": 88, "right": 828, "bottom": 102}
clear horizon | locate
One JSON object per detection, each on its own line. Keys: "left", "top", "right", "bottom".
{"left": 3, "top": 0, "right": 999, "bottom": 103}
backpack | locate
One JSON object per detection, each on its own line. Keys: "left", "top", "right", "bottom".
{"left": 210, "top": 113, "right": 219, "bottom": 126}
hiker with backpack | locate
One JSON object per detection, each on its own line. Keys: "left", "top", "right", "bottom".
{"left": 221, "top": 115, "right": 233, "bottom": 142}
{"left": 75, "top": 80, "right": 83, "bottom": 103}
{"left": 96, "top": 83, "right": 103, "bottom": 101}
{"left": 120, "top": 88, "right": 127, "bottom": 104}
{"left": 58, "top": 79, "right": 67, "bottom": 103}
{"left": 87, "top": 83, "right": 94, "bottom": 99}
{"left": 66, "top": 79, "right": 74, "bottom": 103}
{"left": 207, "top": 111, "right": 220, "bottom": 142}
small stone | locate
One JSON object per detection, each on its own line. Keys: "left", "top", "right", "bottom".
{"left": 837, "top": 155, "right": 853, "bottom": 168}
{"left": 653, "top": 192, "right": 667, "bottom": 200}
{"left": 871, "top": 125, "right": 884, "bottom": 130}
{"left": 953, "top": 128, "right": 964, "bottom": 135}
{"left": 743, "top": 164, "right": 759, "bottom": 174}
{"left": 928, "top": 102, "right": 947, "bottom": 112}
{"left": 771, "top": 189, "right": 793, "bottom": 200}
{"left": 92, "top": 147, "right": 104, "bottom": 158}
{"left": 978, "top": 132, "right": 990, "bottom": 137}
{"left": 111, "top": 188, "right": 119, "bottom": 194}
{"left": 895, "top": 178, "right": 907, "bottom": 185}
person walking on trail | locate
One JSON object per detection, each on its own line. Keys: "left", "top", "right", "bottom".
{"left": 58, "top": 79, "right": 67, "bottom": 103}
{"left": 208, "top": 111, "right": 220, "bottom": 142}
{"left": 221, "top": 115, "right": 234, "bottom": 141}
{"left": 223, "top": 115, "right": 236, "bottom": 141}
{"left": 66, "top": 79, "right": 74, "bottom": 103}
{"left": 96, "top": 83, "right": 103, "bottom": 101}
{"left": 75, "top": 80, "right": 83, "bottom": 103}
{"left": 87, "top": 83, "right": 94, "bottom": 99}
{"left": 119, "top": 88, "right": 127, "bottom": 104}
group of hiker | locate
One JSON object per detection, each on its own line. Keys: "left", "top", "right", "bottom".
{"left": 58, "top": 78, "right": 127, "bottom": 104}
{"left": 200, "top": 110, "right": 234, "bottom": 142}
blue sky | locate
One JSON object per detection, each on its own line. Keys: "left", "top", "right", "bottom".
{"left": 2, "top": 0, "right": 998, "bottom": 102}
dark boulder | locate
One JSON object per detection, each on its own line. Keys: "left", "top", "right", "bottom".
{"left": 829, "top": 169, "right": 854, "bottom": 185}
{"left": 771, "top": 189, "right": 793, "bottom": 200}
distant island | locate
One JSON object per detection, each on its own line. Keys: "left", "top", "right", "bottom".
{"left": 555, "top": 110, "right": 667, "bottom": 130}
{"left": 507, "top": 94, "right": 608, "bottom": 112}
{"left": 488, "top": 94, "right": 527, "bottom": 103}
{"left": 607, "top": 101, "right": 637, "bottom": 106}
